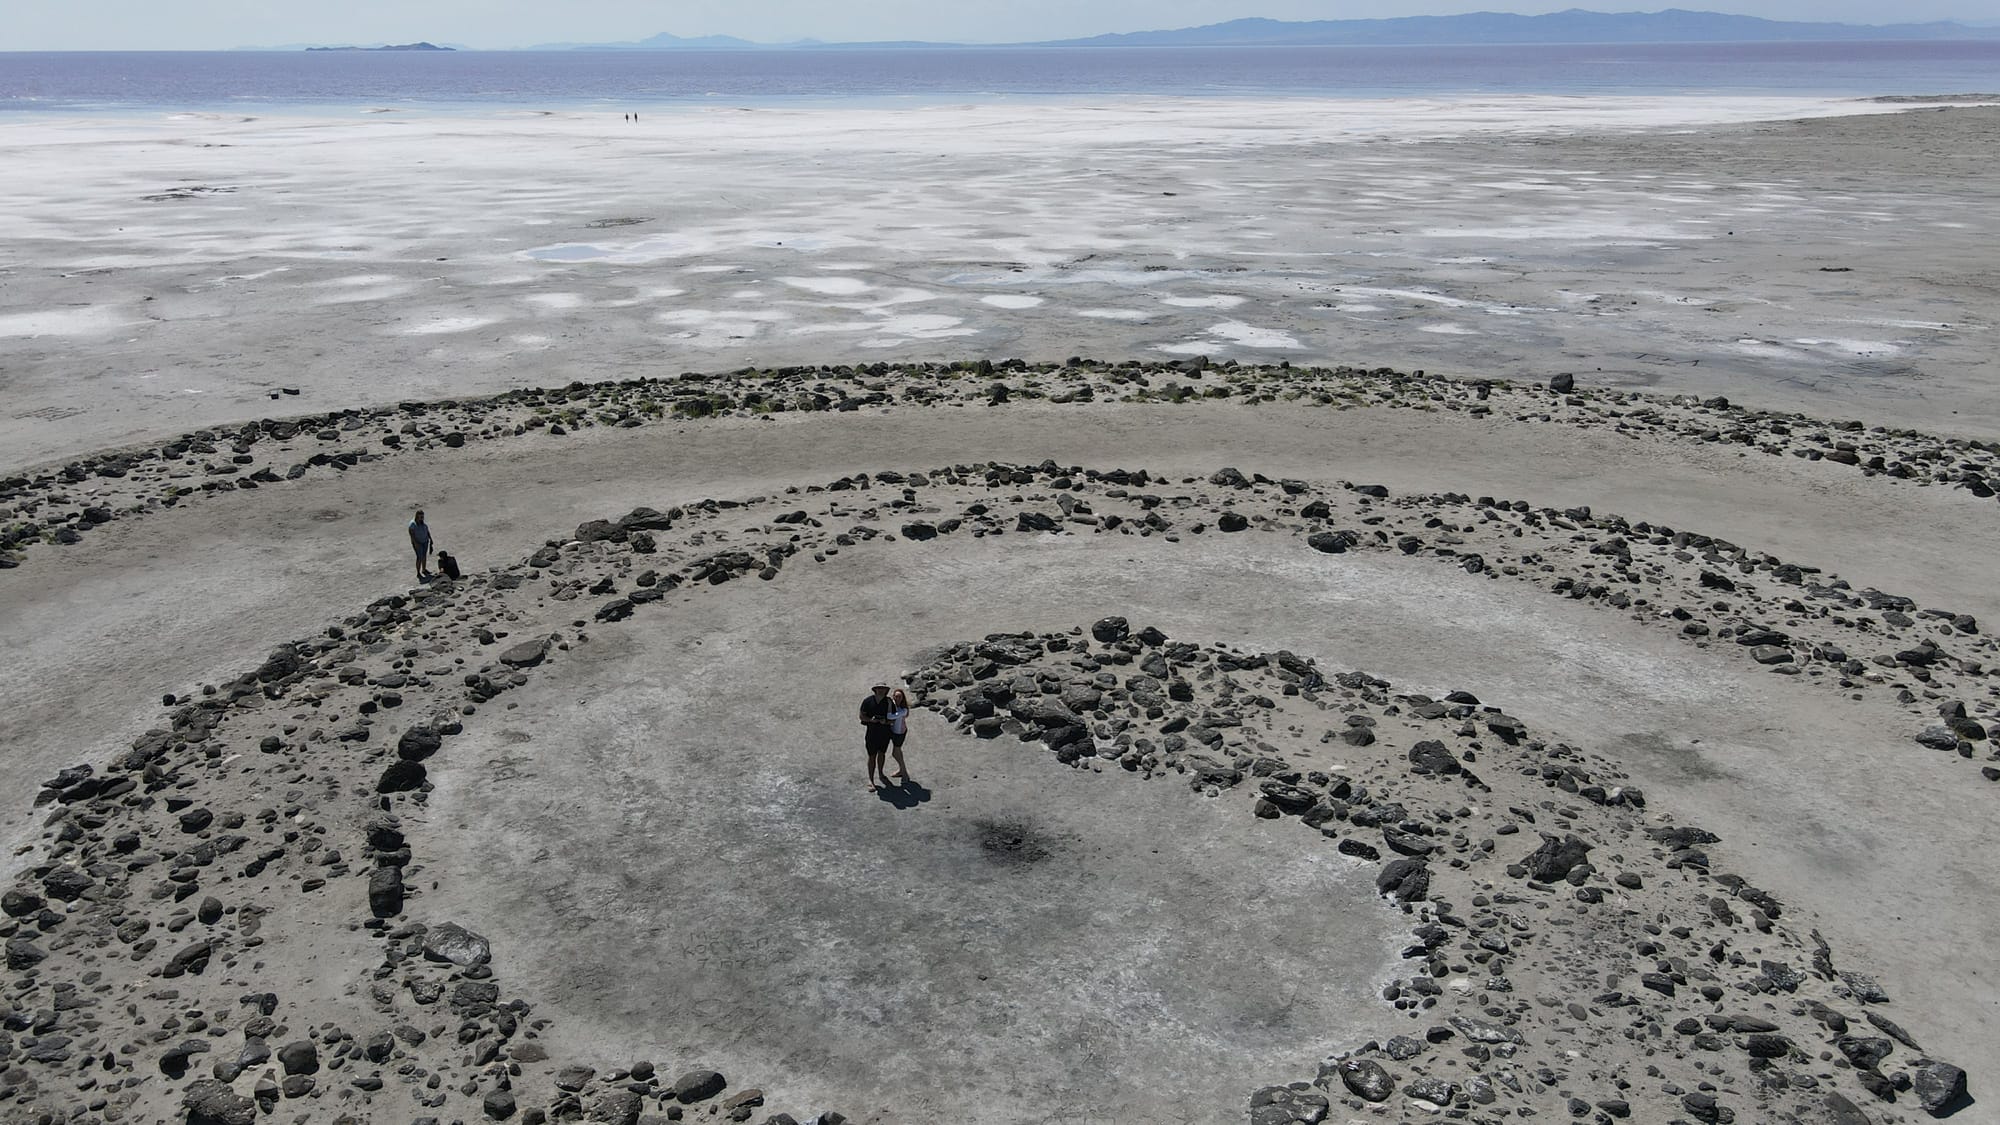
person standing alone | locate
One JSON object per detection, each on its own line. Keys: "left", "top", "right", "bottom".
{"left": 408, "top": 510, "right": 433, "bottom": 583}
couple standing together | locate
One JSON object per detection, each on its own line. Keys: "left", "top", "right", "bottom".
{"left": 858, "top": 683, "right": 914, "bottom": 792}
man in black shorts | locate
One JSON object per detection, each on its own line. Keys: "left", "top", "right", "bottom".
{"left": 408, "top": 510, "right": 434, "bottom": 583}
{"left": 859, "top": 682, "right": 894, "bottom": 792}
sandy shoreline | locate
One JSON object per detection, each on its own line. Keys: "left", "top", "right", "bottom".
{"left": 3, "top": 101, "right": 1999, "bottom": 472}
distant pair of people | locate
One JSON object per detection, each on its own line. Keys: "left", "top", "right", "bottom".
{"left": 407, "top": 510, "right": 459, "bottom": 583}
{"left": 858, "top": 683, "right": 914, "bottom": 792}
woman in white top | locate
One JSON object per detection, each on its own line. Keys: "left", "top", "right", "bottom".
{"left": 887, "top": 689, "right": 914, "bottom": 784}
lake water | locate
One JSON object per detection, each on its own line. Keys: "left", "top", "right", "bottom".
{"left": 2, "top": 41, "right": 1998, "bottom": 113}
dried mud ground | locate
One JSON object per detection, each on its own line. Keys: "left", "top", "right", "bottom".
{"left": 1, "top": 366, "right": 1997, "bottom": 1124}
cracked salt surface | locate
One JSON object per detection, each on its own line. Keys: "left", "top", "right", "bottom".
{"left": 1163, "top": 320, "right": 1303, "bottom": 353}
{"left": 1730, "top": 338, "right": 1906, "bottom": 361}
{"left": 1333, "top": 286, "right": 1477, "bottom": 309}
{"left": 315, "top": 284, "right": 413, "bottom": 306}
{"left": 822, "top": 287, "right": 939, "bottom": 311}
{"left": 656, "top": 307, "right": 794, "bottom": 344}
{"left": 1791, "top": 338, "right": 1904, "bottom": 357}
{"left": 526, "top": 229, "right": 865, "bottom": 263}
{"left": 523, "top": 293, "right": 584, "bottom": 310}
{"left": 398, "top": 316, "right": 502, "bottom": 336}
{"left": 780, "top": 276, "right": 872, "bottom": 296}
{"left": 1415, "top": 220, "right": 1687, "bottom": 241}
{"left": 5, "top": 96, "right": 1997, "bottom": 466}
{"left": 0, "top": 308, "right": 134, "bottom": 338}
{"left": 792, "top": 312, "right": 977, "bottom": 342}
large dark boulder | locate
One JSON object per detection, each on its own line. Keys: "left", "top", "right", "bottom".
{"left": 422, "top": 922, "right": 492, "bottom": 967}
{"left": 1376, "top": 857, "right": 1430, "bottom": 901}
{"left": 1914, "top": 726, "right": 1961, "bottom": 751}
{"left": 2, "top": 889, "right": 43, "bottom": 918}
{"left": 1835, "top": 1036, "right": 1893, "bottom": 1070}
{"left": 1185, "top": 757, "right": 1242, "bottom": 791}
{"left": 183, "top": 1079, "right": 257, "bottom": 1125}
{"left": 675, "top": 1069, "right": 728, "bottom": 1102}
{"left": 368, "top": 867, "right": 405, "bottom": 918}
{"left": 1406, "top": 1077, "right": 1457, "bottom": 1106}
{"left": 500, "top": 636, "right": 552, "bottom": 668}
{"left": 588, "top": 1090, "right": 643, "bottom": 1125}
{"left": 1258, "top": 780, "right": 1318, "bottom": 813}
{"left": 1913, "top": 1060, "right": 1968, "bottom": 1117}
{"left": 6, "top": 935, "right": 47, "bottom": 970}
{"left": 1249, "top": 1085, "right": 1331, "bottom": 1125}
{"left": 277, "top": 1040, "right": 319, "bottom": 1075}
{"left": 1091, "top": 617, "right": 1130, "bottom": 643}
{"left": 255, "top": 648, "right": 302, "bottom": 684}
{"left": 1407, "top": 740, "right": 1461, "bottom": 775}
{"left": 1648, "top": 825, "right": 1720, "bottom": 850}
{"left": 1334, "top": 1058, "right": 1394, "bottom": 1102}
{"left": 377, "top": 760, "right": 426, "bottom": 793}
{"left": 1522, "top": 834, "right": 1592, "bottom": 883}
{"left": 397, "top": 726, "right": 442, "bottom": 761}
{"left": 619, "top": 506, "right": 675, "bottom": 531}
{"left": 1822, "top": 1093, "right": 1874, "bottom": 1125}
{"left": 163, "top": 940, "right": 212, "bottom": 978}
{"left": 41, "top": 866, "right": 92, "bottom": 901}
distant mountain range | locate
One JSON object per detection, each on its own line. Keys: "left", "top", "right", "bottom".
{"left": 525, "top": 32, "right": 774, "bottom": 52}
{"left": 1053, "top": 11, "right": 1994, "bottom": 46}
{"left": 303, "top": 42, "right": 453, "bottom": 52}
{"left": 526, "top": 9, "right": 2000, "bottom": 51}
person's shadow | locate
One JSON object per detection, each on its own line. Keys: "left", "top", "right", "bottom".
{"left": 876, "top": 779, "right": 932, "bottom": 810}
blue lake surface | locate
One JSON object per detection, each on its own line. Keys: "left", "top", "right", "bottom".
{"left": 1, "top": 42, "right": 1998, "bottom": 113}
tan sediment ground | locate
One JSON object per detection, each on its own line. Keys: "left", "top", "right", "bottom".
{"left": 1, "top": 103, "right": 1997, "bottom": 1125}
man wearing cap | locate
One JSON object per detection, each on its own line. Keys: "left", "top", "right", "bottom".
{"left": 859, "top": 682, "right": 896, "bottom": 792}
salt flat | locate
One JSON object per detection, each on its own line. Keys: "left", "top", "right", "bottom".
{"left": 2, "top": 100, "right": 1997, "bottom": 471}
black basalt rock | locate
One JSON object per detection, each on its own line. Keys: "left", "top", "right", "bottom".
{"left": 1522, "top": 833, "right": 1592, "bottom": 883}
{"left": 377, "top": 759, "right": 426, "bottom": 793}
{"left": 1334, "top": 1058, "right": 1395, "bottom": 1102}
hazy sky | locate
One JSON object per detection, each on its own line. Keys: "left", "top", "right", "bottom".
{"left": 6, "top": 1, "right": 1993, "bottom": 50}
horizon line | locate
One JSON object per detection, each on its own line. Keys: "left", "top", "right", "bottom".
{"left": 7, "top": 8, "right": 2000, "bottom": 54}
